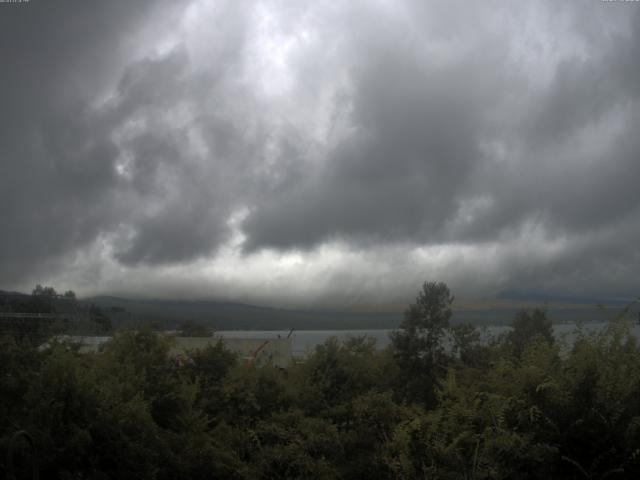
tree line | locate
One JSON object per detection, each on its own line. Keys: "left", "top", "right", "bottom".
{"left": 2, "top": 282, "right": 640, "bottom": 478}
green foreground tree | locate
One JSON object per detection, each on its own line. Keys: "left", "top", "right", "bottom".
{"left": 390, "top": 281, "right": 454, "bottom": 405}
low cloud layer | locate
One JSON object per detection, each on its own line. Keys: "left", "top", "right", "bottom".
{"left": 1, "top": 0, "right": 639, "bottom": 304}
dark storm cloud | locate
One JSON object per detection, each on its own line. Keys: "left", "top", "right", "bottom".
{"left": 245, "top": 3, "right": 640, "bottom": 254}
{"left": 242, "top": 30, "right": 509, "bottom": 249}
{"left": 2, "top": 0, "right": 640, "bottom": 299}
{"left": 475, "top": 8, "right": 640, "bottom": 244}
{"left": 101, "top": 49, "right": 233, "bottom": 265}
{"left": 0, "top": 0, "right": 176, "bottom": 282}
{"left": 0, "top": 0, "right": 260, "bottom": 275}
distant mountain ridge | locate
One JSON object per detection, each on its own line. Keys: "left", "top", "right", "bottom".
{"left": 83, "top": 295, "right": 403, "bottom": 330}
{"left": 84, "top": 293, "right": 633, "bottom": 330}
{"left": 497, "top": 289, "right": 634, "bottom": 306}
{"left": 3, "top": 289, "right": 635, "bottom": 330}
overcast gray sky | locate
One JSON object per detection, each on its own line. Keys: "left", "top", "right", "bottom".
{"left": 1, "top": 0, "right": 639, "bottom": 306}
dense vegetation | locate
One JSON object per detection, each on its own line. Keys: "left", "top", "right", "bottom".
{"left": 2, "top": 282, "right": 640, "bottom": 479}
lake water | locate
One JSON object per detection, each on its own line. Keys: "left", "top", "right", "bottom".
{"left": 218, "top": 323, "right": 640, "bottom": 357}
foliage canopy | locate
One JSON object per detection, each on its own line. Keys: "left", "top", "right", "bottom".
{"left": 2, "top": 283, "right": 640, "bottom": 479}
